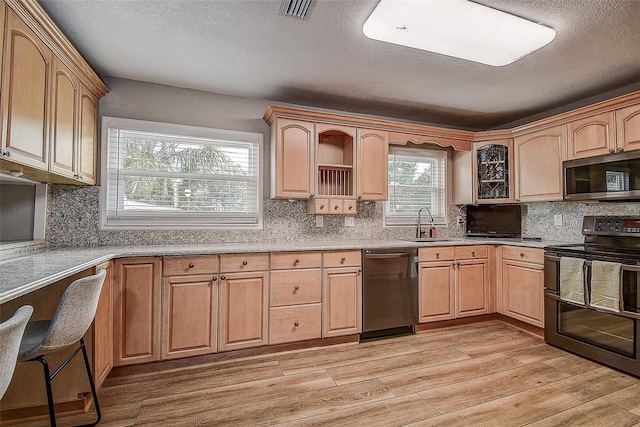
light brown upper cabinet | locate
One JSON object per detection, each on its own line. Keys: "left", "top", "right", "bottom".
{"left": 0, "top": 0, "right": 108, "bottom": 183}
{"left": 270, "top": 118, "right": 315, "bottom": 199}
{"left": 1, "top": 9, "right": 52, "bottom": 170}
{"left": 356, "top": 128, "right": 388, "bottom": 201}
{"left": 616, "top": 103, "right": 640, "bottom": 153}
{"left": 514, "top": 125, "right": 566, "bottom": 202}
{"left": 0, "top": 4, "right": 5, "bottom": 84}
{"left": 472, "top": 138, "right": 514, "bottom": 203}
{"left": 566, "top": 111, "right": 616, "bottom": 159}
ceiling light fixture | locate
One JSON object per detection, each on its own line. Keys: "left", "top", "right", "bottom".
{"left": 363, "top": 0, "right": 556, "bottom": 66}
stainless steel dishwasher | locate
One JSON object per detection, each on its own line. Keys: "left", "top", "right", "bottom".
{"left": 361, "top": 248, "right": 419, "bottom": 340}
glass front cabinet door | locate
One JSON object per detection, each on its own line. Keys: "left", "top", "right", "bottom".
{"left": 473, "top": 139, "right": 514, "bottom": 203}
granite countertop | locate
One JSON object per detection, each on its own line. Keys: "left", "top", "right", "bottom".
{"left": 0, "top": 237, "right": 577, "bottom": 304}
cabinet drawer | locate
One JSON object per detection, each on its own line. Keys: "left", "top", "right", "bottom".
{"left": 163, "top": 255, "right": 219, "bottom": 276}
{"left": 271, "top": 269, "right": 322, "bottom": 306}
{"left": 329, "top": 199, "right": 344, "bottom": 214}
{"left": 502, "top": 246, "right": 543, "bottom": 264}
{"left": 342, "top": 200, "right": 357, "bottom": 214}
{"left": 271, "top": 252, "right": 322, "bottom": 270}
{"left": 324, "top": 250, "right": 361, "bottom": 268}
{"left": 269, "top": 304, "right": 322, "bottom": 345}
{"left": 220, "top": 253, "right": 269, "bottom": 273}
{"left": 454, "top": 245, "right": 488, "bottom": 259}
{"left": 419, "top": 246, "right": 454, "bottom": 262}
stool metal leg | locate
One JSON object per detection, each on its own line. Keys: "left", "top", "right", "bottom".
{"left": 35, "top": 357, "right": 57, "bottom": 427}
{"left": 32, "top": 338, "right": 101, "bottom": 426}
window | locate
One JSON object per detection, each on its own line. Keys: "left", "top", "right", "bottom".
{"left": 101, "top": 117, "right": 262, "bottom": 230}
{"left": 385, "top": 146, "right": 447, "bottom": 226}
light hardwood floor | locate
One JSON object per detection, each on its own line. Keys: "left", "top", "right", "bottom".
{"left": 14, "top": 321, "right": 640, "bottom": 426}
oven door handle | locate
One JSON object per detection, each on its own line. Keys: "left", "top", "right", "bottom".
{"left": 547, "top": 291, "right": 640, "bottom": 320}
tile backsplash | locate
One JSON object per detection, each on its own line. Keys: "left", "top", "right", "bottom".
{"left": 46, "top": 185, "right": 640, "bottom": 248}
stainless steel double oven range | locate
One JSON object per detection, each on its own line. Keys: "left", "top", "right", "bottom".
{"left": 544, "top": 216, "right": 640, "bottom": 376}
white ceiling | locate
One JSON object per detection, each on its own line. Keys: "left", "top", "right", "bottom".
{"left": 38, "top": 0, "right": 640, "bottom": 130}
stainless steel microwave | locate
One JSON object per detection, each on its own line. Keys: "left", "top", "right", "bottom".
{"left": 564, "top": 150, "right": 640, "bottom": 201}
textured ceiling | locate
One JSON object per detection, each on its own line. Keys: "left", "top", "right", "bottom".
{"left": 39, "top": 0, "right": 640, "bottom": 131}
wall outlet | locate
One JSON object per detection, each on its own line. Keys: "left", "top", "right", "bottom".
{"left": 344, "top": 216, "right": 355, "bottom": 227}
{"left": 554, "top": 214, "right": 563, "bottom": 226}
{"left": 457, "top": 216, "right": 464, "bottom": 226}
{"left": 315, "top": 215, "right": 324, "bottom": 228}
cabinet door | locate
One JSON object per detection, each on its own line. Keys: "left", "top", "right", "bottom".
{"left": 455, "top": 259, "right": 489, "bottom": 317}
{"left": 514, "top": 125, "right": 565, "bottom": 202}
{"left": 272, "top": 118, "right": 314, "bottom": 199}
{"left": 49, "top": 56, "right": 77, "bottom": 179}
{"left": 219, "top": 271, "right": 269, "bottom": 351}
{"left": 616, "top": 104, "right": 640, "bottom": 153}
{"left": 419, "top": 261, "right": 455, "bottom": 322}
{"left": 472, "top": 139, "right": 514, "bottom": 203}
{"left": 1, "top": 10, "right": 52, "bottom": 169}
{"left": 503, "top": 259, "right": 544, "bottom": 327}
{"left": 93, "top": 262, "right": 113, "bottom": 387}
{"left": 113, "top": 258, "right": 162, "bottom": 366}
{"left": 356, "top": 128, "right": 388, "bottom": 201}
{"left": 162, "top": 274, "right": 218, "bottom": 359}
{"left": 567, "top": 111, "right": 616, "bottom": 159}
{"left": 77, "top": 84, "right": 98, "bottom": 184}
{"left": 323, "top": 267, "right": 362, "bottom": 337}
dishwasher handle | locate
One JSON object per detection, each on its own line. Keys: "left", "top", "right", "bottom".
{"left": 364, "top": 252, "right": 414, "bottom": 259}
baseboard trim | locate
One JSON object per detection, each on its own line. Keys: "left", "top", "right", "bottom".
{"left": 413, "top": 314, "right": 543, "bottom": 337}
{"left": 0, "top": 392, "right": 93, "bottom": 425}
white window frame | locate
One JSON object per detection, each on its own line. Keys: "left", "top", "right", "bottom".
{"left": 100, "top": 117, "right": 263, "bottom": 230}
{"left": 384, "top": 146, "right": 449, "bottom": 227}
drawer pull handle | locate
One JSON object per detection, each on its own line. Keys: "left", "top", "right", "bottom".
{"left": 295, "top": 258, "right": 300, "bottom": 263}
{"left": 520, "top": 252, "right": 525, "bottom": 257}
{"left": 242, "top": 260, "right": 248, "bottom": 265}
{"left": 294, "top": 285, "right": 300, "bottom": 291}
{"left": 294, "top": 322, "right": 299, "bottom": 327}
{"left": 435, "top": 252, "right": 440, "bottom": 257}
{"left": 341, "top": 257, "right": 346, "bottom": 262}
{"left": 471, "top": 251, "right": 476, "bottom": 256}
{"left": 188, "top": 263, "right": 194, "bottom": 268}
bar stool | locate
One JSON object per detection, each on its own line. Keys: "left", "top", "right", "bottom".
{"left": 0, "top": 305, "right": 33, "bottom": 399}
{"left": 18, "top": 269, "right": 107, "bottom": 427}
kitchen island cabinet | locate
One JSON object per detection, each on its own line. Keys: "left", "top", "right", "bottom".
{"left": 162, "top": 255, "right": 219, "bottom": 359}
{"left": 113, "top": 257, "right": 162, "bottom": 366}
{"left": 219, "top": 253, "right": 269, "bottom": 351}
{"left": 322, "top": 250, "right": 362, "bottom": 337}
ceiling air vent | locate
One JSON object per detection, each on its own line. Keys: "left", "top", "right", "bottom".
{"left": 277, "top": 0, "right": 316, "bottom": 20}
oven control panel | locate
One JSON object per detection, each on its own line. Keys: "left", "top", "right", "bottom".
{"left": 589, "top": 217, "right": 640, "bottom": 234}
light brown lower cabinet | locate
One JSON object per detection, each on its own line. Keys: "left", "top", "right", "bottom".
{"left": 162, "top": 274, "right": 218, "bottom": 359}
{"left": 113, "top": 257, "right": 162, "bottom": 366}
{"left": 322, "top": 266, "right": 362, "bottom": 337}
{"left": 501, "top": 247, "right": 544, "bottom": 327}
{"left": 270, "top": 304, "right": 322, "bottom": 344}
{"left": 93, "top": 261, "right": 113, "bottom": 387}
{"left": 219, "top": 270, "right": 269, "bottom": 351}
{"left": 419, "top": 246, "right": 489, "bottom": 323}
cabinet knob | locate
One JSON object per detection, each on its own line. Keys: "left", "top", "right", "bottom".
{"left": 320, "top": 204, "right": 325, "bottom": 209}
{"left": 609, "top": 148, "right": 615, "bottom": 154}
{"left": 294, "top": 258, "right": 300, "bottom": 263}
{"left": 520, "top": 252, "right": 525, "bottom": 257}
{"left": 435, "top": 252, "right": 440, "bottom": 257}
{"left": 471, "top": 251, "right": 476, "bottom": 256}
{"left": 341, "top": 257, "right": 346, "bottom": 262}
{"left": 310, "top": 194, "right": 315, "bottom": 198}
{"left": 515, "top": 199, "right": 520, "bottom": 202}
{"left": 618, "top": 147, "right": 624, "bottom": 153}
{"left": 242, "top": 260, "right": 248, "bottom": 265}
{"left": 212, "top": 276, "right": 217, "bottom": 281}
{"left": 188, "top": 263, "right": 194, "bottom": 268}
{"left": 334, "top": 205, "right": 340, "bottom": 210}
{"left": 294, "top": 322, "right": 299, "bottom": 327}
{"left": 452, "top": 262, "right": 456, "bottom": 267}
{"left": 220, "top": 276, "right": 225, "bottom": 280}
{"left": 358, "top": 195, "right": 363, "bottom": 200}
{"left": 348, "top": 205, "right": 353, "bottom": 210}
{"left": 294, "top": 285, "right": 300, "bottom": 291}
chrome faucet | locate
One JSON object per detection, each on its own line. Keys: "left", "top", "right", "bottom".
{"left": 417, "top": 206, "right": 435, "bottom": 238}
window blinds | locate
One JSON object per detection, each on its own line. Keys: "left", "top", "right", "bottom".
{"left": 102, "top": 118, "right": 262, "bottom": 229}
{"left": 385, "top": 148, "right": 447, "bottom": 226}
